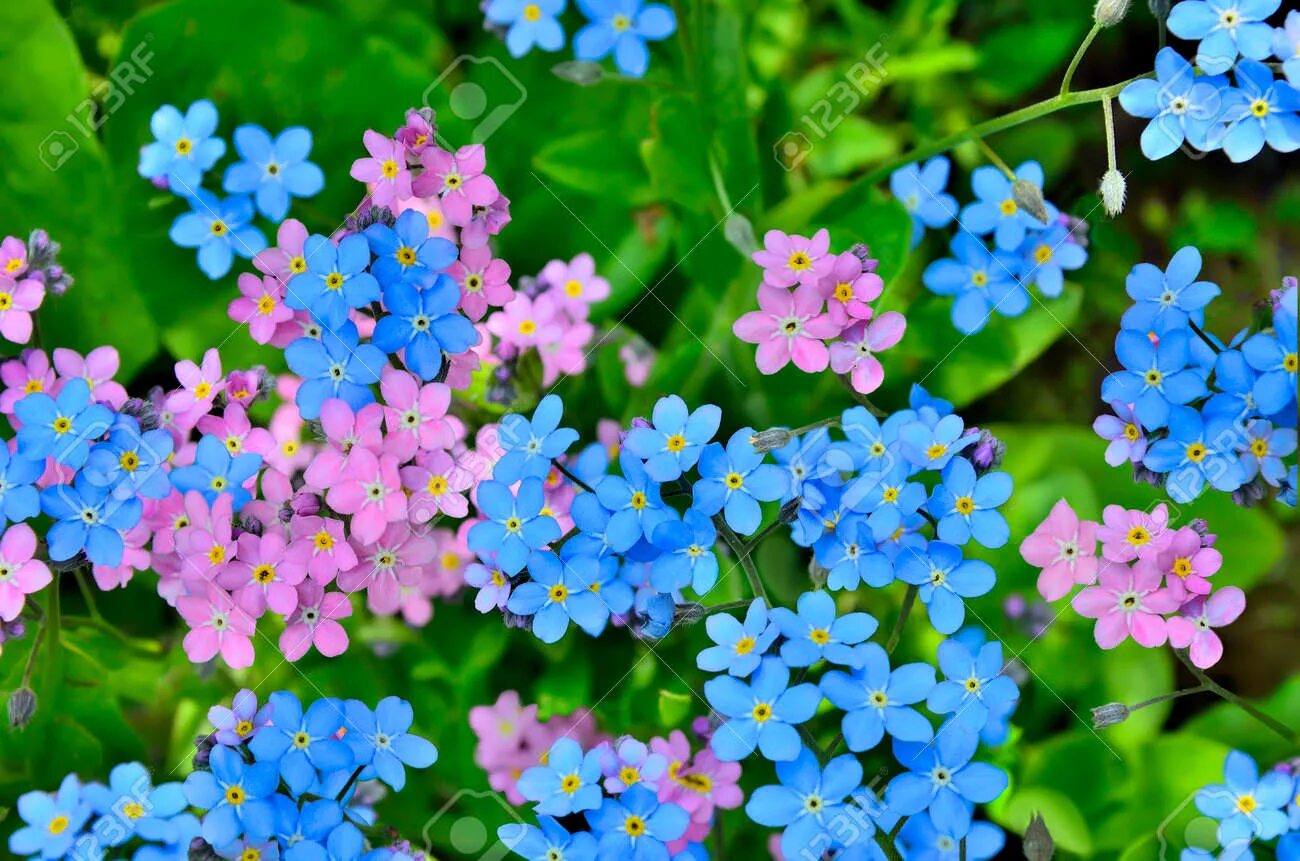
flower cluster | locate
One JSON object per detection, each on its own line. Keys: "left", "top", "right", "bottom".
{"left": 700, "top": 595, "right": 1014, "bottom": 858}
{"left": 895, "top": 155, "right": 1090, "bottom": 335}
{"left": 7, "top": 688, "right": 435, "bottom": 860}
{"left": 1121, "top": 4, "right": 1300, "bottom": 163}
{"left": 0, "top": 230, "right": 72, "bottom": 345}
{"left": 1095, "top": 252, "right": 1297, "bottom": 505}
{"left": 484, "top": 0, "right": 677, "bottom": 77}
{"left": 1020, "top": 500, "right": 1245, "bottom": 669}
{"left": 734, "top": 230, "right": 906, "bottom": 395}
{"left": 1181, "top": 749, "right": 1300, "bottom": 860}
{"left": 140, "top": 99, "right": 324, "bottom": 278}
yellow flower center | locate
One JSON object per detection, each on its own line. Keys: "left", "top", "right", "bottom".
{"left": 123, "top": 801, "right": 145, "bottom": 820}
{"left": 518, "top": 319, "right": 537, "bottom": 336}
{"left": 1250, "top": 438, "right": 1268, "bottom": 457}
{"left": 724, "top": 472, "right": 744, "bottom": 489}
{"left": 235, "top": 719, "right": 254, "bottom": 735}
{"left": 560, "top": 774, "right": 581, "bottom": 793}
{"left": 955, "top": 496, "right": 975, "bottom": 515}
{"left": 175, "top": 137, "right": 193, "bottom": 155}
{"left": 612, "top": 13, "right": 632, "bottom": 31}
{"left": 427, "top": 210, "right": 444, "bottom": 229}
{"left": 254, "top": 564, "right": 276, "bottom": 583}
{"left": 325, "top": 272, "right": 345, "bottom": 291}
{"left": 564, "top": 279, "right": 583, "bottom": 297}
{"left": 225, "top": 785, "right": 246, "bottom": 806}
{"left": 751, "top": 703, "right": 773, "bottom": 723}
{"left": 1126, "top": 526, "right": 1150, "bottom": 546}
{"left": 619, "top": 766, "right": 641, "bottom": 786}
{"left": 870, "top": 690, "right": 888, "bottom": 707}
{"left": 313, "top": 530, "right": 334, "bottom": 550}
{"left": 119, "top": 451, "right": 140, "bottom": 472}
{"left": 48, "top": 815, "right": 70, "bottom": 835}
{"left": 427, "top": 475, "right": 448, "bottom": 495}
{"left": 1185, "top": 442, "right": 1207, "bottom": 463}
{"left": 441, "top": 552, "right": 459, "bottom": 570}
{"left": 630, "top": 491, "right": 648, "bottom": 510}
{"left": 396, "top": 247, "right": 417, "bottom": 265}
{"left": 666, "top": 434, "right": 687, "bottom": 452}
{"left": 23, "top": 379, "right": 42, "bottom": 394}
{"left": 0, "top": 293, "right": 11, "bottom": 310}
{"left": 523, "top": 3, "right": 542, "bottom": 21}
{"left": 1284, "top": 352, "right": 1298, "bottom": 372}
{"left": 965, "top": 677, "right": 981, "bottom": 693}
{"left": 210, "top": 220, "right": 227, "bottom": 236}
{"left": 290, "top": 255, "right": 307, "bottom": 273}
{"left": 624, "top": 814, "right": 646, "bottom": 837}
{"left": 53, "top": 416, "right": 72, "bottom": 434}
{"left": 787, "top": 251, "right": 811, "bottom": 270}
{"left": 1144, "top": 369, "right": 1163, "bottom": 386}
{"left": 734, "top": 636, "right": 756, "bottom": 655}
{"left": 504, "top": 517, "right": 522, "bottom": 533}
{"left": 971, "top": 270, "right": 989, "bottom": 287}
{"left": 1172, "top": 558, "right": 1192, "bottom": 578}
{"left": 4, "top": 258, "right": 23, "bottom": 274}
{"left": 1249, "top": 99, "right": 1269, "bottom": 118}
{"left": 380, "top": 159, "right": 399, "bottom": 179}
{"left": 194, "top": 381, "right": 212, "bottom": 400}
{"left": 834, "top": 282, "right": 854, "bottom": 302}
{"left": 210, "top": 476, "right": 228, "bottom": 492}
{"left": 1034, "top": 244, "right": 1053, "bottom": 264}
{"left": 680, "top": 772, "right": 713, "bottom": 793}
{"left": 240, "top": 850, "right": 262, "bottom": 861}
{"left": 925, "top": 443, "right": 947, "bottom": 460}
{"left": 882, "top": 487, "right": 899, "bottom": 503}
{"left": 1123, "top": 423, "right": 1139, "bottom": 441}
{"left": 549, "top": 583, "right": 568, "bottom": 603}
{"left": 208, "top": 545, "right": 226, "bottom": 565}
{"left": 809, "top": 627, "right": 830, "bottom": 644}
{"left": 1236, "top": 794, "right": 1256, "bottom": 814}
{"left": 999, "top": 198, "right": 1018, "bottom": 216}
{"left": 256, "top": 294, "right": 276, "bottom": 314}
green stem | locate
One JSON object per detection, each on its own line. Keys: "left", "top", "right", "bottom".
{"left": 1129, "top": 684, "right": 1207, "bottom": 713}
{"left": 873, "top": 827, "right": 905, "bottom": 861}
{"left": 20, "top": 619, "right": 46, "bottom": 689}
{"left": 885, "top": 585, "right": 918, "bottom": 654}
{"left": 335, "top": 765, "right": 366, "bottom": 802}
{"left": 554, "top": 460, "right": 595, "bottom": 494}
{"left": 713, "top": 517, "right": 770, "bottom": 604}
{"left": 1188, "top": 319, "right": 1220, "bottom": 353}
{"left": 836, "top": 374, "right": 888, "bottom": 417}
{"left": 1173, "top": 649, "right": 1298, "bottom": 744}
{"left": 62, "top": 615, "right": 165, "bottom": 655}
{"left": 704, "top": 599, "right": 757, "bottom": 616}
{"left": 1060, "top": 23, "right": 1102, "bottom": 96}
{"left": 72, "top": 569, "right": 102, "bottom": 622}
{"left": 972, "top": 135, "right": 1015, "bottom": 179}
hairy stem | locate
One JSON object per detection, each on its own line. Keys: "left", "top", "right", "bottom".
{"left": 1173, "top": 649, "right": 1298, "bottom": 744}
{"left": 713, "top": 516, "right": 770, "bottom": 604}
{"left": 1129, "top": 684, "right": 1207, "bottom": 713}
{"left": 885, "top": 585, "right": 919, "bottom": 654}
{"left": 1060, "top": 23, "right": 1102, "bottom": 96}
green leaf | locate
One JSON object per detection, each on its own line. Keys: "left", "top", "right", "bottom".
{"left": 657, "top": 689, "right": 693, "bottom": 727}
{"left": 975, "top": 20, "right": 1086, "bottom": 101}
{"left": 534, "top": 130, "right": 654, "bottom": 205}
{"left": 996, "top": 785, "right": 1093, "bottom": 856}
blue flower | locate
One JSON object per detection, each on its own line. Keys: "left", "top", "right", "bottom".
{"left": 1120, "top": 48, "right": 1228, "bottom": 158}
{"left": 83, "top": 762, "right": 188, "bottom": 848}
{"left": 1018, "top": 225, "right": 1088, "bottom": 298}
{"left": 696, "top": 598, "right": 778, "bottom": 677}
{"left": 373, "top": 276, "right": 479, "bottom": 380}
{"left": 770, "top": 589, "right": 877, "bottom": 668}
{"left": 922, "top": 233, "right": 1026, "bottom": 335}
{"left": 468, "top": 478, "right": 562, "bottom": 574}
{"left": 898, "top": 413, "right": 975, "bottom": 470}
{"left": 561, "top": 542, "right": 634, "bottom": 616}
{"left": 494, "top": 395, "right": 581, "bottom": 485}
{"left": 41, "top": 474, "right": 142, "bottom": 566}
{"left": 248, "top": 692, "right": 354, "bottom": 795}
{"left": 1195, "top": 750, "right": 1292, "bottom": 846}
{"left": 1237, "top": 420, "right": 1297, "bottom": 485}
{"left": 821, "top": 642, "right": 935, "bottom": 751}
{"left": 14, "top": 378, "right": 113, "bottom": 468}
{"left": 168, "top": 190, "right": 266, "bottom": 280}
{"left": 692, "top": 428, "right": 790, "bottom": 535}
{"left": 170, "top": 434, "right": 262, "bottom": 510}
{"left": 342, "top": 697, "right": 437, "bottom": 792}
{"left": 885, "top": 732, "right": 1008, "bottom": 839}
{"left": 959, "top": 162, "right": 1057, "bottom": 251}
{"left": 222, "top": 124, "right": 324, "bottom": 222}
{"left": 649, "top": 508, "right": 718, "bottom": 594}
{"left": 586, "top": 785, "right": 689, "bottom": 858}
{"left": 363, "top": 209, "right": 458, "bottom": 290}
{"left": 485, "top": 0, "right": 566, "bottom": 57}
{"left": 704, "top": 655, "right": 822, "bottom": 762}
{"left": 927, "top": 639, "right": 1020, "bottom": 735}
{"left": 506, "top": 549, "right": 612, "bottom": 642}
{"left": 623, "top": 395, "right": 721, "bottom": 482}
{"left": 1241, "top": 307, "right": 1298, "bottom": 415}
{"left": 1205, "top": 348, "right": 1260, "bottom": 418}
{"left": 1211, "top": 59, "right": 1300, "bottom": 162}
{"left": 567, "top": 491, "right": 639, "bottom": 558}
{"left": 574, "top": 0, "right": 677, "bottom": 78}
{"left": 1276, "top": 10, "right": 1300, "bottom": 84}
{"left": 896, "top": 542, "right": 995, "bottom": 634}
{"left": 286, "top": 234, "right": 380, "bottom": 328}
{"left": 1144, "top": 406, "right": 1248, "bottom": 501}
{"left": 843, "top": 458, "right": 926, "bottom": 533}
{"left": 82, "top": 416, "right": 175, "bottom": 500}
{"left": 745, "top": 746, "right": 864, "bottom": 860}
{"left": 518, "top": 738, "right": 604, "bottom": 816}
{"left": 596, "top": 452, "right": 673, "bottom": 546}
{"left": 929, "top": 458, "right": 1012, "bottom": 549}
{"left": 1101, "top": 328, "right": 1207, "bottom": 430}
{"left": 0, "top": 446, "right": 42, "bottom": 528}
{"left": 890, "top": 157, "right": 959, "bottom": 247}
{"left": 899, "top": 813, "right": 1006, "bottom": 861}
{"left": 500, "top": 817, "right": 598, "bottom": 861}
{"left": 9, "top": 774, "right": 92, "bottom": 859}
{"left": 183, "top": 745, "right": 279, "bottom": 847}
{"left": 813, "top": 514, "right": 895, "bottom": 591}
{"left": 772, "top": 429, "right": 855, "bottom": 508}
{"left": 138, "top": 100, "right": 226, "bottom": 192}
{"left": 285, "top": 321, "right": 387, "bottom": 420}
{"left": 272, "top": 796, "right": 343, "bottom": 859}
{"left": 1167, "top": 0, "right": 1280, "bottom": 75}
{"left": 1121, "top": 246, "right": 1221, "bottom": 334}
{"left": 636, "top": 591, "right": 676, "bottom": 639}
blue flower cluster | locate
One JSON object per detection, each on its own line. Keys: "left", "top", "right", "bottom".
{"left": 499, "top": 736, "right": 702, "bottom": 861}
{"left": 7, "top": 690, "right": 435, "bottom": 860}
{"left": 484, "top": 0, "right": 677, "bottom": 77}
{"left": 1097, "top": 251, "right": 1297, "bottom": 505}
{"left": 699, "top": 593, "right": 1016, "bottom": 858}
{"left": 1180, "top": 749, "right": 1300, "bottom": 860}
{"left": 1122, "top": 4, "right": 1300, "bottom": 163}
{"left": 139, "top": 100, "right": 323, "bottom": 278}
{"left": 893, "top": 156, "right": 1089, "bottom": 334}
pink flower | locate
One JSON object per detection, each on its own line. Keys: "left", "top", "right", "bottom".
{"left": 288, "top": 516, "right": 358, "bottom": 584}
{"left": 175, "top": 348, "right": 224, "bottom": 408}
{"left": 219, "top": 531, "right": 306, "bottom": 617}
{"left": 428, "top": 528, "right": 471, "bottom": 597}
{"left": 1155, "top": 526, "right": 1221, "bottom": 600}
{"left": 450, "top": 245, "right": 513, "bottom": 321}
{"left": 0, "top": 236, "right": 28, "bottom": 278}
{"left": 395, "top": 107, "right": 436, "bottom": 156}
{"left": 338, "top": 522, "right": 436, "bottom": 614}
{"left": 1167, "top": 586, "right": 1245, "bottom": 669}
{"left": 53, "top": 346, "right": 126, "bottom": 408}
{"left": 460, "top": 193, "right": 512, "bottom": 249}
{"left": 401, "top": 450, "right": 473, "bottom": 520}
{"left": 470, "top": 690, "right": 540, "bottom": 765}
{"left": 175, "top": 493, "right": 236, "bottom": 586}
{"left": 1071, "top": 560, "right": 1180, "bottom": 648}
{"left": 230, "top": 273, "right": 293, "bottom": 344}
{"left": 92, "top": 522, "right": 150, "bottom": 590}
{"left": 539, "top": 319, "right": 594, "bottom": 386}
{"left": 265, "top": 403, "right": 313, "bottom": 475}
{"left": 380, "top": 368, "right": 454, "bottom": 458}
{"left": 279, "top": 580, "right": 351, "bottom": 660}
{"left": 828, "top": 312, "right": 906, "bottom": 394}
{"left": 198, "top": 403, "right": 275, "bottom": 458}
{"left": 303, "top": 400, "right": 385, "bottom": 490}
{"left": 178, "top": 585, "right": 256, "bottom": 668}
{"left": 486, "top": 293, "right": 561, "bottom": 350}
{"left": 253, "top": 218, "right": 309, "bottom": 282}
{"left": 0, "top": 350, "right": 54, "bottom": 415}
{"left": 820, "top": 251, "right": 882, "bottom": 327}
{"left": 223, "top": 370, "right": 264, "bottom": 407}
{"left": 539, "top": 253, "right": 609, "bottom": 316}
{"left": 1096, "top": 503, "right": 1173, "bottom": 563}
{"left": 350, "top": 131, "right": 412, "bottom": 208}
{"left": 1020, "top": 499, "right": 1101, "bottom": 601}
{"left": 619, "top": 341, "right": 654, "bottom": 387}
{"left": 0, "top": 524, "right": 50, "bottom": 621}
{"left": 733, "top": 283, "right": 838, "bottom": 374}
{"left": 413, "top": 145, "right": 499, "bottom": 226}
{"left": 327, "top": 449, "right": 407, "bottom": 544}
{"left": 750, "top": 228, "right": 833, "bottom": 288}
{"left": 0, "top": 277, "right": 44, "bottom": 344}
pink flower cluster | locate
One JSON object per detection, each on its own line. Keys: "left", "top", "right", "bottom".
{"left": 1019, "top": 499, "right": 1244, "bottom": 668}
{"left": 734, "top": 229, "right": 905, "bottom": 394}
{"left": 0, "top": 236, "right": 45, "bottom": 345}
{"left": 469, "top": 691, "right": 742, "bottom": 851}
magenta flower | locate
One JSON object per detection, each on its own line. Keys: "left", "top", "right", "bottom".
{"left": 1093, "top": 400, "right": 1148, "bottom": 467}
{"left": 828, "top": 311, "right": 906, "bottom": 395}
{"left": 0, "top": 277, "right": 44, "bottom": 345}
{"left": 1096, "top": 503, "right": 1172, "bottom": 563}
{"left": 1020, "top": 499, "right": 1101, "bottom": 601}
{"left": 539, "top": 319, "right": 594, "bottom": 386}
{"left": 252, "top": 218, "right": 309, "bottom": 282}
{"left": 540, "top": 253, "right": 610, "bottom": 316}
{"left": 0, "top": 524, "right": 51, "bottom": 621}
{"left": 174, "top": 347, "right": 224, "bottom": 410}
{"left": 401, "top": 449, "right": 473, "bottom": 520}
{"left": 0, "top": 350, "right": 54, "bottom": 415}
{"left": 819, "top": 251, "right": 882, "bottom": 328}
{"left": 279, "top": 580, "right": 351, "bottom": 660}
{"left": 619, "top": 341, "right": 654, "bottom": 387}
{"left": 460, "top": 192, "right": 512, "bottom": 249}
{"left": 53, "top": 346, "right": 127, "bottom": 409}
{"left": 302, "top": 399, "right": 385, "bottom": 490}
{"left": 350, "top": 130, "right": 412, "bottom": 208}
{"left": 486, "top": 293, "right": 561, "bottom": 351}
{"left": 287, "top": 515, "right": 358, "bottom": 584}
{"left": 178, "top": 584, "right": 256, "bottom": 668}
{"left": 0, "top": 236, "right": 28, "bottom": 277}
{"left": 413, "top": 144, "right": 499, "bottom": 227}
{"left": 751, "top": 228, "right": 833, "bottom": 288}
{"left": 733, "top": 283, "right": 838, "bottom": 374}
{"left": 175, "top": 492, "right": 236, "bottom": 584}
{"left": 229, "top": 273, "right": 293, "bottom": 344}
{"left": 223, "top": 370, "right": 264, "bottom": 407}
{"left": 219, "top": 531, "right": 306, "bottom": 617}
{"left": 1070, "top": 560, "right": 1180, "bottom": 648}
{"left": 450, "top": 245, "right": 514, "bottom": 321}
{"left": 395, "top": 107, "right": 436, "bottom": 156}
{"left": 338, "top": 521, "right": 435, "bottom": 615}
{"left": 470, "top": 690, "right": 540, "bottom": 763}
{"left": 1167, "top": 586, "right": 1245, "bottom": 669}
{"left": 1156, "top": 526, "right": 1221, "bottom": 600}
{"left": 380, "top": 368, "right": 454, "bottom": 459}
{"left": 327, "top": 449, "right": 407, "bottom": 545}
{"left": 197, "top": 403, "right": 275, "bottom": 459}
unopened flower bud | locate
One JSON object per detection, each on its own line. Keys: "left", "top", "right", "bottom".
{"left": 552, "top": 60, "right": 605, "bottom": 86}
{"left": 1148, "top": 0, "right": 1171, "bottom": 21}
{"left": 1091, "top": 702, "right": 1130, "bottom": 728}
{"left": 1232, "top": 476, "right": 1269, "bottom": 508}
{"left": 691, "top": 715, "right": 716, "bottom": 741}
{"left": 636, "top": 594, "right": 676, "bottom": 640}
{"left": 1132, "top": 463, "right": 1165, "bottom": 489}
{"left": 233, "top": 514, "right": 263, "bottom": 538}
{"left": 969, "top": 429, "right": 1006, "bottom": 474}
{"left": 192, "top": 733, "right": 217, "bottom": 769}
{"left": 750, "top": 427, "right": 793, "bottom": 453}
{"left": 1023, "top": 813, "right": 1056, "bottom": 861}
{"left": 848, "top": 243, "right": 878, "bottom": 272}
{"left": 779, "top": 497, "right": 803, "bottom": 525}
{"left": 119, "top": 397, "right": 160, "bottom": 431}
{"left": 1188, "top": 518, "right": 1215, "bottom": 546}
{"left": 1094, "top": 0, "right": 1130, "bottom": 26}
{"left": 1099, "top": 169, "right": 1127, "bottom": 217}
{"left": 7, "top": 686, "right": 35, "bottom": 729}
{"left": 189, "top": 837, "right": 221, "bottom": 860}
{"left": 673, "top": 602, "right": 708, "bottom": 625}
{"left": 516, "top": 274, "right": 541, "bottom": 297}
{"left": 291, "top": 491, "right": 321, "bottom": 518}
{"left": 723, "top": 213, "right": 759, "bottom": 256}
{"left": 1012, "top": 178, "right": 1051, "bottom": 223}
{"left": 808, "top": 560, "right": 829, "bottom": 589}
{"left": 1004, "top": 593, "right": 1027, "bottom": 619}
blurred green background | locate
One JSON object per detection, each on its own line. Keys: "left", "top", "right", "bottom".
{"left": 0, "top": 0, "right": 1297, "bottom": 858}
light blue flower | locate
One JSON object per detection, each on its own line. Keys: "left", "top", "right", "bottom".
{"left": 596, "top": 451, "right": 673, "bottom": 546}
{"left": 285, "top": 321, "right": 387, "bottom": 421}
{"left": 649, "top": 508, "right": 718, "bottom": 594}
{"left": 40, "top": 473, "right": 142, "bottom": 567}
{"left": 342, "top": 697, "right": 438, "bottom": 792}
{"left": 895, "top": 541, "right": 995, "bottom": 634}
{"left": 13, "top": 377, "right": 113, "bottom": 469}
{"left": 926, "top": 639, "right": 1020, "bottom": 735}
{"left": 959, "top": 161, "right": 1057, "bottom": 251}
{"left": 84, "top": 762, "right": 188, "bottom": 848}
{"left": 704, "top": 655, "right": 821, "bottom": 762}
{"left": 9, "top": 774, "right": 92, "bottom": 859}
{"left": 247, "top": 692, "right": 354, "bottom": 795}
{"left": 373, "top": 276, "right": 479, "bottom": 380}
{"left": 1274, "top": 10, "right": 1300, "bottom": 84}
{"left": 1241, "top": 304, "right": 1298, "bottom": 414}
{"left": 813, "top": 514, "right": 895, "bottom": 591}
{"left": 168, "top": 190, "right": 266, "bottom": 280}
{"left": 222, "top": 124, "right": 324, "bottom": 221}
{"left": 696, "top": 598, "right": 778, "bottom": 677}
{"left": 1119, "top": 48, "right": 1228, "bottom": 158}
{"left": 585, "top": 785, "right": 689, "bottom": 859}
{"left": 467, "top": 478, "right": 562, "bottom": 575}
{"left": 770, "top": 589, "right": 878, "bottom": 668}
{"left": 506, "top": 549, "right": 612, "bottom": 642}
{"left": 746, "top": 746, "right": 865, "bottom": 860}
{"left": 921, "top": 232, "right": 1026, "bottom": 335}
{"left": 821, "top": 642, "right": 935, "bottom": 751}
{"left": 1121, "top": 246, "right": 1221, "bottom": 334}
{"left": 1237, "top": 420, "right": 1297, "bottom": 485}
{"left": 364, "top": 209, "right": 459, "bottom": 290}
{"left": 286, "top": 234, "right": 380, "bottom": 328}
{"left": 499, "top": 817, "right": 598, "bottom": 861}
{"left": 885, "top": 732, "right": 1008, "bottom": 839}
{"left": 1143, "top": 405, "right": 1247, "bottom": 501}
{"left": 1018, "top": 225, "right": 1087, "bottom": 298}
{"left": 891, "top": 157, "right": 959, "bottom": 247}
{"left": 138, "top": 100, "right": 226, "bottom": 192}
{"left": 574, "top": 0, "right": 677, "bottom": 78}
{"left": 1195, "top": 750, "right": 1292, "bottom": 847}
{"left": 1167, "top": 0, "right": 1281, "bottom": 75}
{"left": 692, "top": 428, "right": 789, "bottom": 535}
{"left": 899, "top": 813, "right": 1005, "bottom": 861}
{"left": 182, "top": 745, "right": 279, "bottom": 847}
{"left": 1210, "top": 59, "right": 1300, "bottom": 162}
{"left": 928, "top": 457, "right": 1013, "bottom": 549}
{"left": 495, "top": 394, "right": 581, "bottom": 485}
{"left": 1101, "top": 328, "right": 1207, "bottom": 430}
{"left": 518, "top": 738, "right": 604, "bottom": 817}
{"left": 622, "top": 395, "right": 721, "bottom": 482}
{"left": 486, "top": 0, "right": 567, "bottom": 57}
